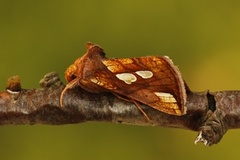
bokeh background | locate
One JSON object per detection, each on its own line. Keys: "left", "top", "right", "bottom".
{"left": 1, "top": 0, "right": 240, "bottom": 159}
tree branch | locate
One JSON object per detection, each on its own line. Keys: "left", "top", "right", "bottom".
{"left": 0, "top": 72, "right": 239, "bottom": 146}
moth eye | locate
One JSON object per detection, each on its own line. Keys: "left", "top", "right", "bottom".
{"left": 65, "top": 64, "right": 78, "bottom": 82}
{"left": 65, "top": 73, "right": 77, "bottom": 82}
{"left": 70, "top": 74, "right": 77, "bottom": 81}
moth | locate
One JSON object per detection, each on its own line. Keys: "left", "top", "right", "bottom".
{"left": 60, "top": 43, "right": 187, "bottom": 121}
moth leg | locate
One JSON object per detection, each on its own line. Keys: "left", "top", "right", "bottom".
{"left": 132, "top": 100, "right": 151, "bottom": 122}
{"left": 111, "top": 92, "right": 132, "bottom": 102}
{"left": 111, "top": 92, "right": 151, "bottom": 122}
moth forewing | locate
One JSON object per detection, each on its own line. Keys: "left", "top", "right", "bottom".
{"left": 100, "top": 56, "right": 187, "bottom": 116}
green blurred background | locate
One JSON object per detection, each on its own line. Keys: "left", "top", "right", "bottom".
{"left": 1, "top": 0, "right": 240, "bottom": 159}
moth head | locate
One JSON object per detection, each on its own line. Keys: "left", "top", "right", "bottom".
{"left": 65, "top": 63, "right": 78, "bottom": 82}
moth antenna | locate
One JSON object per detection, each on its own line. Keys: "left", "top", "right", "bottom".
{"left": 60, "top": 78, "right": 79, "bottom": 107}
